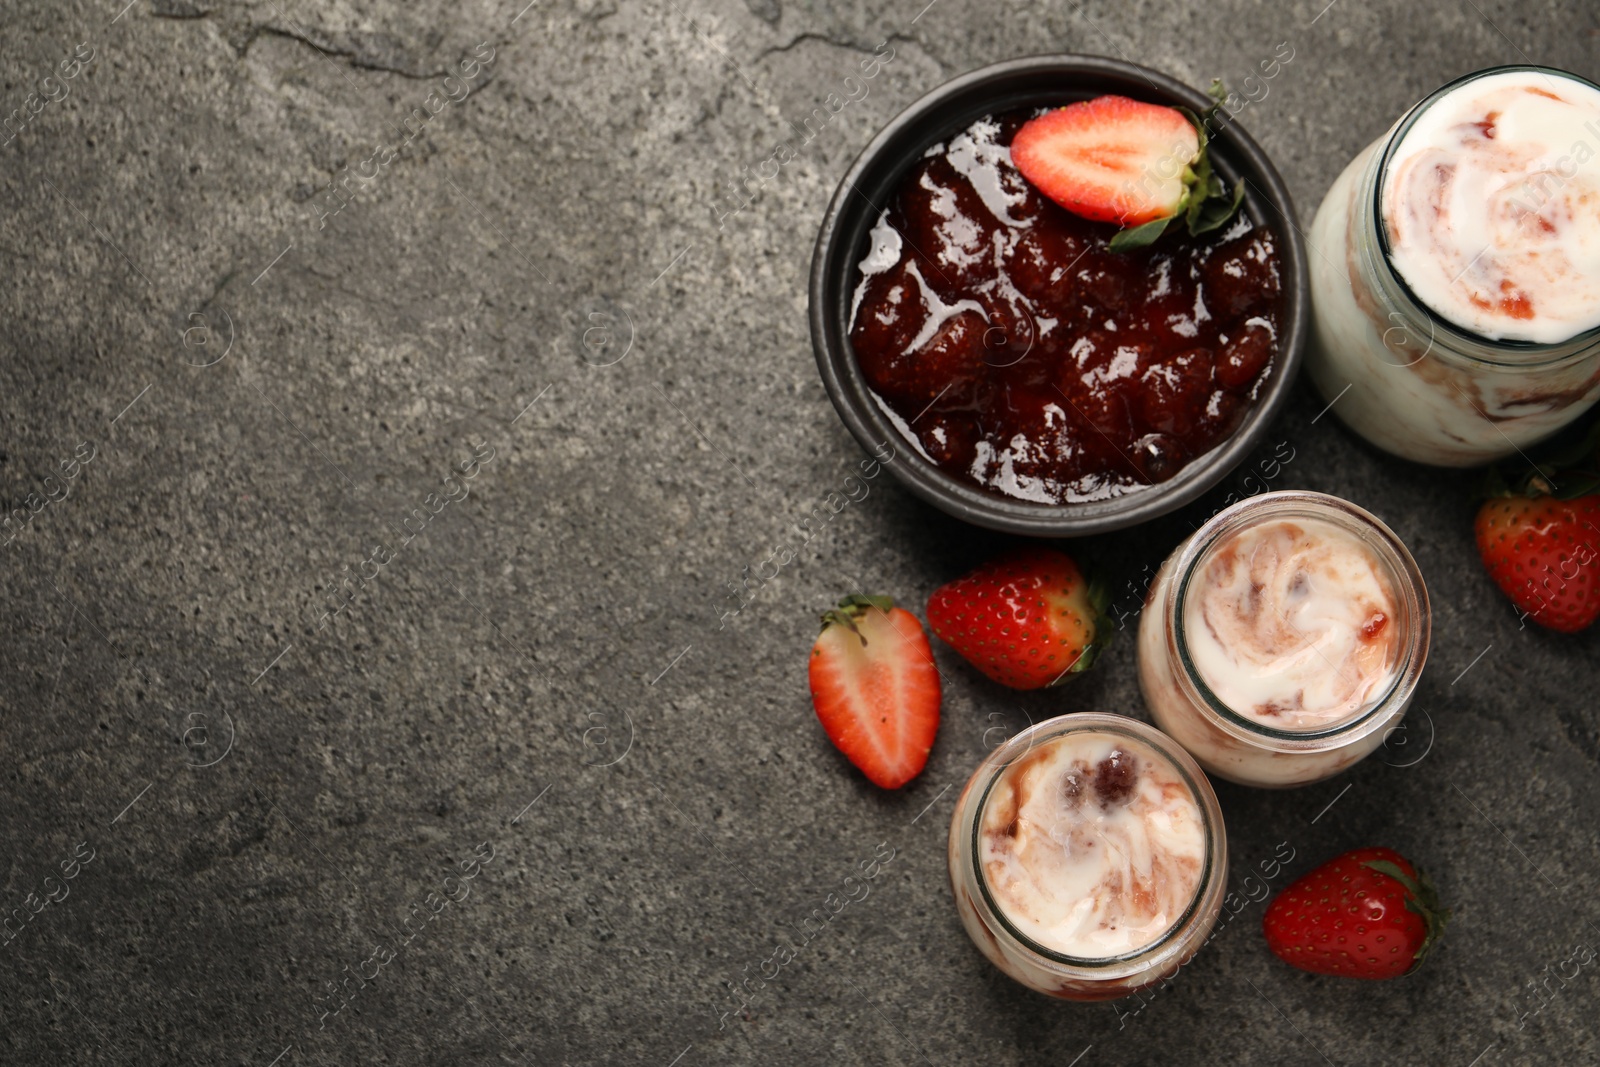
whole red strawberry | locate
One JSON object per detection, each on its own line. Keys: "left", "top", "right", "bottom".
{"left": 1474, "top": 426, "right": 1600, "bottom": 633}
{"left": 808, "top": 595, "right": 942, "bottom": 789}
{"left": 1263, "top": 847, "right": 1449, "bottom": 980}
{"left": 925, "top": 547, "right": 1108, "bottom": 690}
{"left": 1476, "top": 493, "right": 1600, "bottom": 633}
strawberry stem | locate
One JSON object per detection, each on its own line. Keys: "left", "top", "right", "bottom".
{"left": 1048, "top": 573, "right": 1114, "bottom": 683}
{"left": 1107, "top": 80, "right": 1245, "bottom": 253}
{"left": 819, "top": 594, "right": 897, "bottom": 643}
{"left": 1481, "top": 416, "right": 1600, "bottom": 501}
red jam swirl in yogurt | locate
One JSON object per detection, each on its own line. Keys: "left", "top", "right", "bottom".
{"left": 979, "top": 731, "right": 1205, "bottom": 957}
{"left": 1183, "top": 517, "right": 1402, "bottom": 730}
{"left": 1382, "top": 69, "right": 1600, "bottom": 344}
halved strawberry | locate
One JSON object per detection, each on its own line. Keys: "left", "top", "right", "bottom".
{"left": 1010, "top": 86, "right": 1245, "bottom": 251}
{"left": 808, "top": 595, "right": 942, "bottom": 789}
{"left": 1011, "top": 95, "right": 1199, "bottom": 227}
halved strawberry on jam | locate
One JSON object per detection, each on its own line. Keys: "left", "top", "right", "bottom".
{"left": 1010, "top": 87, "right": 1245, "bottom": 252}
{"left": 1011, "top": 96, "right": 1199, "bottom": 225}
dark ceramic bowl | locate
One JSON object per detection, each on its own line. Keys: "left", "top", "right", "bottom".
{"left": 808, "top": 54, "right": 1309, "bottom": 537}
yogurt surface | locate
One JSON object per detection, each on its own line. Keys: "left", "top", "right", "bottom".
{"left": 1382, "top": 69, "right": 1600, "bottom": 345}
{"left": 979, "top": 731, "right": 1205, "bottom": 959}
{"left": 1183, "top": 516, "right": 1401, "bottom": 730}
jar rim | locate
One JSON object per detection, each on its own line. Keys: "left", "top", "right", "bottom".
{"left": 1166, "top": 491, "right": 1431, "bottom": 745}
{"left": 1370, "top": 64, "right": 1600, "bottom": 364}
{"left": 966, "top": 713, "right": 1222, "bottom": 974}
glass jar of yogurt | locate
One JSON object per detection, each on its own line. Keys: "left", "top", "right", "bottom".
{"left": 948, "top": 713, "right": 1227, "bottom": 1001}
{"left": 1307, "top": 66, "right": 1600, "bottom": 466}
{"left": 1138, "top": 491, "right": 1429, "bottom": 788}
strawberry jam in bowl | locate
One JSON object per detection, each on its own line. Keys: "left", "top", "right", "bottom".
{"left": 811, "top": 56, "right": 1308, "bottom": 536}
{"left": 852, "top": 111, "right": 1280, "bottom": 502}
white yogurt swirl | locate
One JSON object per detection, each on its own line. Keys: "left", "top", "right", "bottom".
{"left": 979, "top": 732, "right": 1205, "bottom": 958}
{"left": 1382, "top": 69, "right": 1600, "bottom": 344}
{"left": 1183, "top": 517, "right": 1401, "bottom": 730}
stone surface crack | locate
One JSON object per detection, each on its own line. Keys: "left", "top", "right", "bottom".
{"left": 243, "top": 25, "right": 445, "bottom": 79}
{"left": 151, "top": 6, "right": 450, "bottom": 80}
{"left": 195, "top": 267, "right": 238, "bottom": 314}
{"left": 752, "top": 31, "right": 885, "bottom": 64}
{"left": 752, "top": 32, "right": 937, "bottom": 71}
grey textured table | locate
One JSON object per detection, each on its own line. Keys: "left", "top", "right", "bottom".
{"left": 3, "top": 0, "right": 1598, "bottom": 1064}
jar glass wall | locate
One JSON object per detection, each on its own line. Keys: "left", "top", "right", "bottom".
{"left": 1138, "top": 491, "right": 1430, "bottom": 788}
{"left": 947, "top": 713, "right": 1227, "bottom": 1001}
{"left": 1306, "top": 65, "right": 1600, "bottom": 466}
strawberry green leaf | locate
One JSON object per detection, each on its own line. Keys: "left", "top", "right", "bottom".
{"left": 1108, "top": 215, "right": 1174, "bottom": 252}
{"left": 840, "top": 594, "right": 895, "bottom": 614}
{"left": 821, "top": 594, "right": 897, "bottom": 640}
{"left": 1086, "top": 573, "right": 1112, "bottom": 618}
{"left": 1176, "top": 105, "right": 1209, "bottom": 152}
{"left": 1555, "top": 472, "right": 1600, "bottom": 498}
{"left": 1364, "top": 859, "right": 1451, "bottom": 969}
{"left": 1049, "top": 574, "right": 1114, "bottom": 681}
{"left": 1480, "top": 462, "right": 1512, "bottom": 501}
{"left": 1479, "top": 417, "right": 1600, "bottom": 500}
{"left": 1361, "top": 859, "right": 1422, "bottom": 898}
{"left": 1189, "top": 180, "right": 1246, "bottom": 235}
{"left": 1537, "top": 418, "right": 1600, "bottom": 470}
{"left": 1185, "top": 142, "right": 1215, "bottom": 232}
{"left": 1106, "top": 81, "right": 1245, "bottom": 254}
{"left": 1061, "top": 643, "right": 1104, "bottom": 678}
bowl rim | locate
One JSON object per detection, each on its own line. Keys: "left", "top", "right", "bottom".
{"left": 807, "top": 52, "right": 1310, "bottom": 537}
